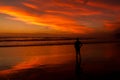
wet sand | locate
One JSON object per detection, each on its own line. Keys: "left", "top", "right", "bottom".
{"left": 0, "top": 60, "right": 120, "bottom": 80}
{"left": 0, "top": 42, "right": 120, "bottom": 80}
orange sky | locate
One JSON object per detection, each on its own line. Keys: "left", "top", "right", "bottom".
{"left": 0, "top": 0, "right": 120, "bottom": 34}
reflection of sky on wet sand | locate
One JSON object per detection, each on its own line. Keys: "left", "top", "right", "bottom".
{"left": 0, "top": 45, "right": 75, "bottom": 71}
{"left": 0, "top": 43, "right": 120, "bottom": 75}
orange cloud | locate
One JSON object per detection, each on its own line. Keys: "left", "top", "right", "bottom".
{"left": 0, "top": 0, "right": 120, "bottom": 34}
{"left": 26, "top": 0, "right": 102, "bottom": 16}
{"left": 105, "top": 23, "right": 116, "bottom": 31}
{"left": 22, "top": 2, "right": 38, "bottom": 9}
{"left": 0, "top": 5, "right": 94, "bottom": 34}
{"left": 88, "top": 2, "right": 120, "bottom": 11}
{"left": 45, "top": 8, "right": 101, "bottom": 16}
{"left": 104, "top": 21, "right": 120, "bottom": 31}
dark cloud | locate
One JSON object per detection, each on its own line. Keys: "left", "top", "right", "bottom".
{"left": 94, "top": 0, "right": 120, "bottom": 6}
{"left": 83, "top": 0, "right": 90, "bottom": 4}
{"left": 0, "top": 0, "right": 25, "bottom": 6}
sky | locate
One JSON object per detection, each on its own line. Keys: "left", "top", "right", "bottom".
{"left": 0, "top": 0, "right": 120, "bottom": 35}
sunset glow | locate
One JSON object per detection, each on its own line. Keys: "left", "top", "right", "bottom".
{"left": 0, "top": 0, "right": 120, "bottom": 34}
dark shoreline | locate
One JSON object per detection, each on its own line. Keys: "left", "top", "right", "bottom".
{"left": 0, "top": 40, "right": 119, "bottom": 47}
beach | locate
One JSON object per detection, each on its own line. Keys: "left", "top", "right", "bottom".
{"left": 0, "top": 39, "right": 120, "bottom": 80}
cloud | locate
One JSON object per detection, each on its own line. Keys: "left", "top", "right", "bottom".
{"left": 104, "top": 21, "right": 120, "bottom": 31}
{"left": 0, "top": 0, "right": 120, "bottom": 34}
{"left": 83, "top": 0, "right": 90, "bottom": 4}
{"left": 0, "top": 1, "right": 95, "bottom": 33}
{"left": 22, "top": 2, "right": 38, "bottom": 10}
{"left": 87, "top": 0, "right": 120, "bottom": 11}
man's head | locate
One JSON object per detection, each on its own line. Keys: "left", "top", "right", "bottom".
{"left": 76, "top": 38, "right": 79, "bottom": 41}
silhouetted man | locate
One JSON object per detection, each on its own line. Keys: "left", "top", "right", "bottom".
{"left": 74, "top": 38, "right": 82, "bottom": 56}
{"left": 74, "top": 38, "right": 83, "bottom": 77}
{"left": 74, "top": 38, "right": 83, "bottom": 65}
